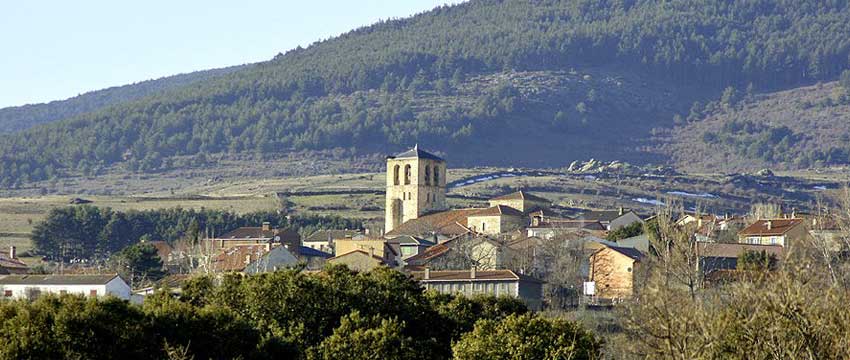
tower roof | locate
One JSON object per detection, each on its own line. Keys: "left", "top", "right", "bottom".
{"left": 389, "top": 145, "right": 444, "bottom": 161}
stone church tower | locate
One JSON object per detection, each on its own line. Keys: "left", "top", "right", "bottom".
{"left": 384, "top": 145, "right": 447, "bottom": 234}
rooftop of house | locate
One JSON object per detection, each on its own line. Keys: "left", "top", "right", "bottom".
{"left": 388, "top": 145, "right": 444, "bottom": 161}
{"left": 529, "top": 219, "right": 606, "bottom": 231}
{"left": 602, "top": 245, "right": 645, "bottom": 261}
{"left": 211, "top": 245, "right": 272, "bottom": 272}
{"left": 298, "top": 246, "right": 333, "bottom": 258}
{"left": 577, "top": 209, "right": 634, "bottom": 222}
{"left": 328, "top": 249, "right": 385, "bottom": 262}
{"left": 738, "top": 218, "right": 805, "bottom": 237}
{"left": 469, "top": 205, "right": 524, "bottom": 217}
{"left": 410, "top": 269, "right": 543, "bottom": 283}
{"left": 303, "top": 229, "right": 363, "bottom": 243}
{"left": 213, "top": 226, "right": 298, "bottom": 240}
{"left": 696, "top": 242, "right": 784, "bottom": 259}
{"left": 386, "top": 235, "right": 435, "bottom": 246}
{"left": 0, "top": 274, "right": 120, "bottom": 286}
{"left": 490, "top": 191, "right": 550, "bottom": 203}
{"left": 0, "top": 256, "right": 28, "bottom": 271}
{"left": 385, "top": 208, "right": 481, "bottom": 237}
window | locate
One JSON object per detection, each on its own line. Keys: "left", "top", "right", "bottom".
{"left": 481, "top": 222, "right": 486, "bottom": 232}
{"left": 433, "top": 166, "right": 440, "bottom": 185}
{"left": 3, "top": 290, "right": 11, "bottom": 297}
{"left": 89, "top": 289, "right": 98, "bottom": 297}
{"left": 425, "top": 165, "right": 431, "bottom": 185}
{"left": 404, "top": 164, "right": 412, "bottom": 185}
{"left": 393, "top": 165, "right": 400, "bottom": 185}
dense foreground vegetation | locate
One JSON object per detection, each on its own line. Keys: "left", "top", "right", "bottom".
{"left": 0, "top": 266, "right": 601, "bottom": 360}
{"left": 3, "top": 0, "right": 850, "bottom": 185}
{"left": 30, "top": 205, "right": 361, "bottom": 260}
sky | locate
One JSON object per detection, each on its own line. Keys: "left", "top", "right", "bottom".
{"left": 0, "top": 1, "right": 464, "bottom": 108}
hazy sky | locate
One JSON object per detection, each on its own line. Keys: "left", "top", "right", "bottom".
{"left": 0, "top": 1, "right": 463, "bottom": 108}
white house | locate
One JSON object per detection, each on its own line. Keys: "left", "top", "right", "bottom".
{"left": 0, "top": 274, "right": 131, "bottom": 301}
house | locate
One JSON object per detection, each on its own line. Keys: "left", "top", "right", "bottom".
{"left": 694, "top": 215, "right": 747, "bottom": 242}
{"left": 526, "top": 218, "right": 606, "bottom": 240}
{"left": 302, "top": 229, "right": 364, "bottom": 254}
{"left": 676, "top": 212, "right": 717, "bottom": 227}
{"left": 334, "top": 239, "right": 399, "bottom": 266}
{"left": 0, "top": 274, "right": 131, "bottom": 301}
{"left": 488, "top": 191, "right": 550, "bottom": 213}
{"left": 327, "top": 250, "right": 388, "bottom": 272}
{"left": 696, "top": 243, "right": 784, "bottom": 275}
{"left": 210, "top": 244, "right": 298, "bottom": 273}
{"left": 808, "top": 216, "right": 844, "bottom": 251}
{"left": 0, "top": 246, "right": 28, "bottom": 275}
{"left": 404, "top": 233, "right": 510, "bottom": 271}
{"left": 466, "top": 205, "right": 524, "bottom": 235}
{"left": 738, "top": 218, "right": 807, "bottom": 246}
{"left": 410, "top": 269, "right": 544, "bottom": 311}
{"left": 385, "top": 208, "right": 479, "bottom": 239}
{"left": 297, "top": 246, "right": 333, "bottom": 270}
{"left": 386, "top": 235, "right": 435, "bottom": 260}
{"left": 588, "top": 245, "right": 644, "bottom": 301}
{"left": 206, "top": 222, "right": 300, "bottom": 251}
{"left": 577, "top": 208, "right": 643, "bottom": 231}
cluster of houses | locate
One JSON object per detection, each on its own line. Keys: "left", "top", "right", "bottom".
{"left": 0, "top": 146, "right": 841, "bottom": 310}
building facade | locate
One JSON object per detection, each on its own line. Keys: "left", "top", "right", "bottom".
{"left": 411, "top": 269, "right": 544, "bottom": 311}
{"left": 0, "top": 274, "right": 131, "bottom": 301}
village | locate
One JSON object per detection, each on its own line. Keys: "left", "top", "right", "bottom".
{"left": 0, "top": 145, "right": 836, "bottom": 311}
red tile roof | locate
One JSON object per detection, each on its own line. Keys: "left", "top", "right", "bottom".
{"left": 211, "top": 245, "right": 270, "bottom": 272}
{"left": 386, "top": 208, "right": 481, "bottom": 236}
{"left": 738, "top": 219, "right": 804, "bottom": 237}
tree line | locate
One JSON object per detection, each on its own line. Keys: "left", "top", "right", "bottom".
{"left": 30, "top": 205, "right": 361, "bottom": 261}
{"left": 2, "top": 0, "right": 850, "bottom": 185}
{"left": 0, "top": 266, "right": 601, "bottom": 359}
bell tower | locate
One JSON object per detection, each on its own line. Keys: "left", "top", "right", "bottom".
{"left": 385, "top": 145, "right": 446, "bottom": 233}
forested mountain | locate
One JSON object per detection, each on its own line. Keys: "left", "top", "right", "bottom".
{"left": 3, "top": 0, "right": 850, "bottom": 187}
{"left": 0, "top": 65, "right": 243, "bottom": 133}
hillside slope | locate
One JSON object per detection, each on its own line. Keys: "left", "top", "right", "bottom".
{"left": 666, "top": 81, "right": 850, "bottom": 172}
{"left": 0, "top": 65, "right": 243, "bottom": 133}
{"left": 2, "top": 0, "right": 850, "bottom": 186}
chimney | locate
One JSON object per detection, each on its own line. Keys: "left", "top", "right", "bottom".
{"left": 470, "top": 266, "right": 476, "bottom": 279}
{"left": 619, "top": 207, "right": 624, "bottom": 216}
{"left": 766, "top": 220, "right": 772, "bottom": 230}
{"left": 424, "top": 267, "right": 430, "bottom": 280}
{"left": 9, "top": 246, "right": 16, "bottom": 259}
{"left": 262, "top": 222, "right": 271, "bottom": 231}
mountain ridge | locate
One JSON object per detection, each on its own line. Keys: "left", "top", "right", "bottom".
{"left": 2, "top": 0, "right": 850, "bottom": 187}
